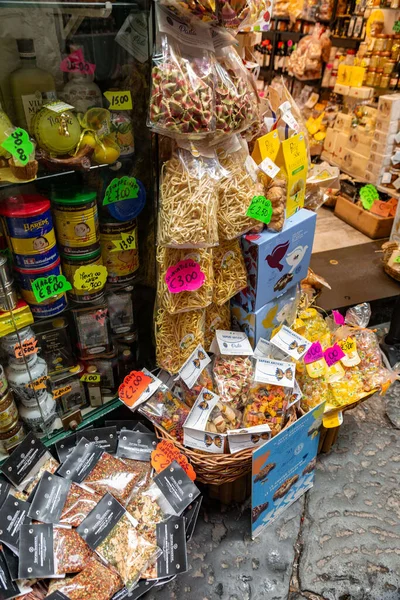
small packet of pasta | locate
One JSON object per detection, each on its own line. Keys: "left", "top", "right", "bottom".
{"left": 205, "top": 301, "right": 231, "bottom": 351}
{"left": 178, "top": 343, "right": 213, "bottom": 407}
{"left": 138, "top": 384, "right": 190, "bottom": 443}
{"left": 212, "top": 239, "right": 248, "bottom": 306}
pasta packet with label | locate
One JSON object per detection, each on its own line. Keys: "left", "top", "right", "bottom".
{"left": 205, "top": 301, "right": 231, "bottom": 350}
{"left": 138, "top": 384, "right": 190, "bottom": 442}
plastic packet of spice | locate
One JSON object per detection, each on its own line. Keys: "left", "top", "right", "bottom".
{"left": 125, "top": 480, "right": 166, "bottom": 545}
{"left": 138, "top": 385, "right": 190, "bottom": 443}
{"left": 152, "top": 461, "right": 201, "bottom": 516}
{"left": 28, "top": 471, "right": 71, "bottom": 524}
{"left": 0, "top": 495, "right": 31, "bottom": 553}
{"left": 111, "top": 579, "right": 156, "bottom": 600}
{"left": 0, "top": 477, "right": 11, "bottom": 510}
{"left": 76, "top": 427, "right": 118, "bottom": 455}
{"left": 1, "top": 545, "right": 19, "bottom": 581}
{"left": 77, "top": 493, "right": 161, "bottom": 590}
{"left": 0, "top": 546, "right": 22, "bottom": 599}
{"left": 143, "top": 516, "right": 188, "bottom": 581}
{"left": 183, "top": 496, "right": 202, "bottom": 541}
{"left": 57, "top": 438, "right": 140, "bottom": 505}
{"left": 1, "top": 432, "right": 59, "bottom": 493}
{"left": 55, "top": 434, "right": 77, "bottom": 464}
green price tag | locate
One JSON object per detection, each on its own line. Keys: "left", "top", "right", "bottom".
{"left": 360, "top": 184, "right": 379, "bottom": 211}
{"left": 246, "top": 195, "right": 273, "bottom": 225}
{"left": 103, "top": 176, "right": 139, "bottom": 206}
{"left": 394, "top": 256, "right": 400, "bottom": 264}
{"left": 32, "top": 275, "right": 72, "bottom": 303}
{"left": 393, "top": 20, "right": 400, "bottom": 33}
{"left": 1, "top": 128, "right": 34, "bottom": 167}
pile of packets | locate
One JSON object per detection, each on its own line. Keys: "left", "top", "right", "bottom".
{"left": 132, "top": 302, "right": 395, "bottom": 455}
{"left": 0, "top": 427, "right": 202, "bottom": 600}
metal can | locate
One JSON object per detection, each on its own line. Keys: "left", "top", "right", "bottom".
{"left": 0, "top": 195, "right": 58, "bottom": 269}
{"left": 0, "top": 364, "right": 8, "bottom": 398}
{"left": 61, "top": 248, "right": 105, "bottom": 303}
{"left": 0, "top": 390, "right": 19, "bottom": 432}
{"left": 100, "top": 219, "right": 139, "bottom": 284}
{"left": 0, "top": 420, "right": 25, "bottom": 452}
{"left": 52, "top": 188, "right": 100, "bottom": 257}
{"left": 14, "top": 258, "right": 67, "bottom": 318}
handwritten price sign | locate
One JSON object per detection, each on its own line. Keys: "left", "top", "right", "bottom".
{"left": 14, "top": 337, "right": 38, "bottom": 359}
{"left": 246, "top": 195, "right": 273, "bottom": 225}
{"left": 303, "top": 341, "right": 323, "bottom": 364}
{"left": 32, "top": 275, "right": 71, "bottom": 303}
{"left": 103, "top": 176, "right": 139, "bottom": 206}
{"left": 60, "top": 48, "right": 96, "bottom": 76}
{"left": 151, "top": 440, "right": 196, "bottom": 481}
{"left": 111, "top": 230, "right": 136, "bottom": 252}
{"left": 119, "top": 370, "right": 152, "bottom": 408}
{"left": 81, "top": 373, "right": 101, "bottom": 383}
{"left": 53, "top": 385, "right": 72, "bottom": 399}
{"left": 104, "top": 91, "right": 133, "bottom": 111}
{"left": 324, "top": 343, "right": 345, "bottom": 368}
{"left": 165, "top": 259, "right": 205, "bottom": 294}
{"left": 73, "top": 265, "right": 107, "bottom": 292}
{"left": 1, "top": 128, "right": 34, "bottom": 167}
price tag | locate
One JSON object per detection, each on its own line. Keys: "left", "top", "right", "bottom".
{"left": 118, "top": 370, "right": 153, "bottom": 408}
{"left": 338, "top": 336, "right": 360, "bottom": 367}
{"left": 303, "top": 341, "right": 324, "bottom": 364}
{"left": 103, "top": 176, "right": 139, "bottom": 206}
{"left": 73, "top": 265, "right": 107, "bottom": 292}
{"left": 80, "top": 373, "right": 101, "bottom": 383}
{"left": 165, "top": 259, "right": 205, "bottom": 294}
{"left": 332, "top": 310, "right": 345, "bottom": 325}
{"left": 245, "top": 155, "right": 259, "bottom": 183}
{"left": 259, "top": 156, "right": 280, "bottom": 179}
{"left": 359, "top": 184, "right": 379, "bottom": 210}
{"left": 151, "top": 440, "right": 196, "bottom": 481}
{"left": 324, "top": 343, "right": 345, "bottom": 368}
{"left": 1, "top": 128, "right": 34, "bottom": 167}
{"left": 111, "top": 230, "right": 136, "bottom": 252}
{"left": 246, "top": 195, "right": 273, "bottom": 225}
{"left": 32, "top": 275, "right": 72, "bottom": 303}
{"left": 53, "top": 385, "right": 72, "bottom": 399}
{"left": 104, "top": 91, "right": 133, "bottom": 111}
{"left": 26, "top": 375, "right": 48, "bottom": 390}
{"left": 60, "top": 48, "right": 96, "bottom": 76}
{"left": 254, "top": 358, "right": 295, "bottom": 388}
{"left": 14, "top": 337, "right": 38, "bottom": 359}
{"left": 323, "top": 410, "right": 343, "bottom": 429}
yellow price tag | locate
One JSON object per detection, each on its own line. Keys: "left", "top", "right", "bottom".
{"left": 104, "top": 90, "right": 132, "bottom": 111}
{"left": 53, "top": 385, "right": 72, "bottom": 399}
{"left": 26, "top": 375, "right": 49, "bottom": 390}
{"left": 73, "top": 265, "right": 108, "bottom": 291}
{"left": 81, "top": 373, "right": 101, "bottom": 383}
{"left": 338, "top": 337, "right": 360, "bottom": 367}
{"left": 111, "top": 230, "right": 136, "bottom": 252}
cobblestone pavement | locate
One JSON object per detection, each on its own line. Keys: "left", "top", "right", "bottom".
{"left": 150, "top": 388, "right": 400, "bottom": 600}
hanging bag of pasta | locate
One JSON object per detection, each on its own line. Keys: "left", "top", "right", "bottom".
{"left": 212, "top": 238, "right": 247, "bottom": 305}
{"left": 205, "top": 301, "right": 231, "bottom": 350}
{"left": 158, "top": 145, "right": 220, "bottom": 248}
{"left": 149, "top": 6, "right": 216, "bottom": 137}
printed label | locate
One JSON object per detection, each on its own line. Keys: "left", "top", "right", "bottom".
{"left": 228, "top": 424, "right": 271, "bottom": 454}
{"left": 118, "top": 370, "right": 153, "bottom": 408}
{"left": 57, "top": 438, "right": 103, "bottom": 483}
{"left": 104, "top": 91, "right": 133, "bottom": 111}
{"left": 103, "top": 176, "right": 139, "bottom": 206}
{"left": 1, "top": 128, "right": 34, "bottom": 167}
{"left": 253, "top": 337, "right": 273, "bottom": 359}
{"left": 246, "top": 195, "right": 273, "bottom": 225}
{"left": 259, "top": 156, "right": 280, "bottom": 179}
{"left": 156, "top": 517, "right": 188, "bottom": 579}
{"left": 211, "top": 330, "right": 253, "bottom": 356}
{"left": 117, "top": 430, "right": 157, "bottom": 462}
{"left": 73, "top": 265, "right": 107, "bottom": 292}
{"left": 1, "top": 432, "right": 47, "bottom": 489}
{"left": 165, "top": 259, "right": 205, "bottom": 294}
{"left": 77, "top": 492, "right": 127, "bottom": 550}
{"left": 18, "top": 523, "right": 54, "bottom": 578}
{"left": 270, "top": 325, "right": 311, "bottom": 360}
{"left": 116, "top": 13, "right": 149, "bottom": 64}
{"left": 55, "top": 434, "right": 76, "bottom": 463}
{"left": 254, "top": 358, "right": 295, "bottom": 388}
{"left": 245, "top": 155, "right": 259, "bottom": 183}
{"left": 153, "top": 461, "right": 200, "bottom": 516}
{"left": 0, "top": 548, "right": 21, "bottom": 599}
{"left": 21, "top": 91, "right": 45, "bottom": 130}
{"left": 46, "top": 101, "right": 74, "bottom": 114}
{"left": 0, "top": 495, "right": 31, "bottom": 552}
{"left": 28, "top": 472, "right": 70, "bottom": 524}
{"left": 179, "top": 344, "right": 211, "bottom": 389}
{"left": 157, "top": 5, "right": 214, "bottom": 51}
{"left": 76, "top": 427, "right": 118, "bottom": 454}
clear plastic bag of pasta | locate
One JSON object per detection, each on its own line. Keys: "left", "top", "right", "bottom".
{"left": 206, "top": 399, "right": 242, "bottom": 432}
{"left": 158, "top": 147, "right": 219, "bottom": 248}
{"left": 219, "top": 0, "right": 266, "bottom": 30}
{"left": 213, "top": 239, "right": 247, "bottom": 306}
{"left": 138, "top": 383, "right": 190, "bottom": 442}
{"left": 217, "top": 136, "right": 264, "bottom": 240}
{"left": 180, "top": 362, "right": 215, "bottom": 407}
{"left": 156, "top": 246, "right": 213, "bottom": 314}
{"left": 242, "top": 382, "right": 289, "bottom": 435}
{"left": 213, "top": 354, "right": 253, "bottom": 410}
{"left": 205, "top": 301, "right": 231, "bottom": 350}
{"left": 155, "top": 306, "right": 206, "bottom": 374}
{"left": 156, "top": 0, "right": 217, "bottom": 22}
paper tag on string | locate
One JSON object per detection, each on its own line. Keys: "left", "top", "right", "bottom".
{"left": 303, "top": 341, "right": 324, "bottom": 364}
{"left": 259, "top": 156, "right": 280, "bottom": 179}
{"left": 179, "top": 344, "right": 210, "bottom": 389}
{"left": 14, "top": 338, "right": 38, "bottom": 359}
{"left": 151, "top": 440, "right": 196, "bottom": 481}
{"left": 246, "top": 196, "right": 273, "bottom": 225}
{"left": 270, "top": 325, "right": 311, "bottom": 360}
{"left": 324, "top": 344, "right": 345, "bottom": 367}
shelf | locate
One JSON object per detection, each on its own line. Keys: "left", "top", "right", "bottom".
{"left": 331, "top": 36, "right": 363, "bottom": 47}
{"left": 325, "top": 159, "right": 400, "bottom": 199}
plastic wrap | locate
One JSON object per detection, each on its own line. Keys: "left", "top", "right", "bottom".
{"left": 126, "top": 481, "right": 166, "bottom": 545}
{"left": 59, "top": 482, "right": 103, "bottom": 528}
{"left": 212, "top": 239, "right": 247, "bottom": 306}
{"left": 345, "top": 303, "right": 371, "bottom": 328}
{"left": 213, "top": 355, "right": 253, "bottom": 409}
{"left": 328, "top": 366, "right": 365, "bottom": 407}
{"left": 180, "top": 363, "right": 215, "bottom": 407}
{"left": 118, "top": 458, "right": 152, "bottom": 492}
{"left": 54, "top": 527, "right": 93, "bottom": 574}
{"left": 352, "top": 328, "right": 394, "bottom": 393}
{"left": 156, "top": 246, "right": 213, "bottom": 314}
{"left": 157, "top": 0, "right": 216, "bottom": 22}
{"left": 205, "top": 301, "right": 231, "bottom": 350}
{"left": 242, "top": 383, "right": 288, "bottom": 434}
{"left": 219, "top": 0, "right": 266, "bottom": 30}
{"left": 297, "top": 368, "right": 334, "bottom": 410}
{"left": 157, "top": 148, "right": 219, "bottom": 248}
{"left": 205, "top": 400, "right": 241, "bottom": 432}
{"left": 287, "top": 25, "right": 331, "bottom": 81}
{"left": 53, "top": 556, "right": 122, "bottom": 600}
{"left": 83, "top": 452, "right": 142, "bottom": 505}
{"left": 138, "top": 384, "right": 190, "bottom": 442}
{"left": 25, "top": 455, "right": 59, "bottom": 496}
{"left": 296, "top": 308, "right": 331, "bottom": 345}
{"left": 259, "top": 174, "right": 287, "bottom": 232}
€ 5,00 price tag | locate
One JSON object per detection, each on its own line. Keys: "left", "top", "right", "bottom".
{"left": 32, "top": 275, "right": 72, "bottom": 303}
{"left": 119, "top": 370, "right": 153, "bottom": 408}
{"left": 14, "top": 337, "right": 38, "bottom": 359}
{"left": 1, "top": 128, "right": 34, "bottom": 167}
{"left": 246, "top": 195, "right": 273, "bottom": 225}
{"left": 104, "top": 90, "right": 133, "bottom": 111}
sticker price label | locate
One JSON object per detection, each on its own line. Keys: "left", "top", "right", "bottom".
{"left": 104, "top": 91, "right": 133, "bottom": 111}
{"left": 80, "top": 373, "right": 101, "bottom": 384}
{"left": 60, "top": 48, "right": 96, "bottom": 75}
{"left": 32, "top": 275, "right": 72, "bottom": 303}
{"left": 1, "top": 128, "right": 34, "bottom": 167}
{"left": 26, "top": 375, "right": 49, "bottom": 390}
{"left": 111, "top": 230, "right": 136, "bottom": 252}
{"left": 53, "top": 385, "right": 72, "bottom": 399}
{"left": 165, "top": 259, "right": 205, "bottom": 294}
{"left": 103, "top": 176, "right": 139, "bottom": 206}
{"left": 303, "top": 341, "right": 324, "bottom": 364}
{"left": 324, "top": 343, "right": 345, "bottom": 367}
{"left": 246, "top": 195, "right": 273, "bottom": 225}
{"left": 14, "top": 337, "right": 38, "bottom": 359}
{"left": 119, "top": 370, "right": 153, "bottom": 408}
{"left": 73, "top": 265, "right": 107, "bottom": 292}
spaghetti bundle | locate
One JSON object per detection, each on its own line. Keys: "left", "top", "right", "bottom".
{"left": 156, "top": 246, "right": 213, "bottom": 314}
{"left": 155, "top": 307, "right": 205, "bottom": 374}
{"left": 158, "top": 149, "right": 219, "bottom": 248}
{"left": 212, "top": 239, "right": 247, "bottom": 306}
{"left": 205, "top": 301, "right": 231, "bottom": 350}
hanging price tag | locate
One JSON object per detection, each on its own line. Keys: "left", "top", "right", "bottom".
{"left": 80, "top": 373, "right": 101, "bottom": 383}
{"left": 14, "top": 337, "right": 38, "bottom": 359}
{"left": 111, "top": 230, "right": 136, "bottom": 252}
{"left": 165, "top": 259, "right": 205, "bottom": 294}
{"left": 338, "top": 336, "right": 360, "bottom": 367}
{"left": 259, "top": 156, "right": 280, "bottom": 179}
{"left": 1, "top": 128, "right": 34, "bottom": 167}
{"left": 332, "top": 310, "right": 345, "bottom": 325}
{"left": 151, "top": 440, "right": 196, "bottom": 481}
{"left": 324, "top": 343, "right": 345, "bottom": 367}
{"left": 73, "top": 265, "right": 107, "bottom": 291}
{"left": 359, "top": 184, "right": 379, "bottom": 210}
{"left": 119, "top": 370, "right": 153, "bottom": 408}
{"left": 246, "top": 195, "right": 273, "bottom": 225}
{"left": 53, "top": 385, "right": 72, "bottom": 399}
{"left": 303, "top": 341, "right": 324, "bottom": 364}
{"left": 60, "top": 48, "right": 96, "bottom": 75}
{"left": 104, "top": 91, "right": 133, "bottom": 110}
{"left": 26, "top": 375, "right": 49, "bottom": 390}
{"left": 32, "top": 275, "right": 72, "bottom": 303}
{"left": 103, "top": 176, "right": 139, "bottom": 206}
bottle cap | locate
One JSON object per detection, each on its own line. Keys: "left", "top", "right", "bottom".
{"left": 16, "top": 39, "right": 35, "bottom": 58}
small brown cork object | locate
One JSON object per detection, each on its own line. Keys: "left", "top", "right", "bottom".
{"left": 8, "top": 157, "right": 38, "bottom": 180}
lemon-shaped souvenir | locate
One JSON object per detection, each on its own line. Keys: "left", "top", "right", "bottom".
{"left": 0, "top": 110, "right": 13, "bottom": 158}
{"left": 32, "top": 105, "right": 81, "bottom": 155}
{"left": 93, "top": 136, "right": 120, "bottom": 165}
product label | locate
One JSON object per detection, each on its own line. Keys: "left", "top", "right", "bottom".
{"left": 0, "top": 495, "right": 31, "bottom": 553}
{"left": 0, "top": 479, "right": 11, "bottom": 511}
{"left": 57, "top": 438, "right": 103, "bottom": 483}
{"left": 0, "top": 548, "right": 21, "bottom": 599}
{"left": 178, "top": 344, "right": 211, "bottom": 389}
{"left": 183, "top": 497, "right": 202, "bottom": 542}
{"left": 253, "top": 337, "right": 273, "bottom": 359}
{"left": 155, "top": 517, "right": 188, "bottom": 579}
{"left": 46, "top": 101, "right": 74, "bottom": 114}
{"left": 251, "top": 130, "right": 280, "bottom": 165}
{"left": 73, "top": 265, "right": 107, "bottom": 292}
{"left": 103, "top": 176, "right": 139, "bottom": 206}
{"left": 244, "top": 155, "right": 259, "bottom": 182}
{"left": 153, "top": 462, "right": 200, "bottom": 516}
{"left": 165, "top": 259, "right": 205, "bottom": 294}
{"left": 1, "top": 432, "right": 47, "bottom": 489}
{"left": 14, "top": 337, "right": 38, "bottom": 359}
{"left": 104, "top": 91, "right": 133, "bottom": 111}
{"left": 18, "top": 523, "right": 54, "bottom": 578}
{"left": 55, "top": 434, "right": 76, "bottom": 463}
{"left": 246, "top": 195, "right": 273, "bottom": 225}
{"left": 31, "top": 275, "right": 72, "bottom": 303}
{"left": 117, "top": 430, "right": 157, "bottom": 462}
{"left": 254, "top": 358, "right": 295, "bottom": 388}
{"left": 210, "top": 330, "right": 253, "bottom": 356}
{"left": 111, "top": 230, "right": 137, "bottom": 252}
{"left": 21, "top": 91, "right": 45, "bottom": 130}
{"left": 118, "top": 370, "right": 153, "bottom": 408}
{"left": 259, "top": 156, "right": 280, "bottom": 179}
{"left": 157, "top": 5, "right": 213, "bottom": 51}
{"left": 28, "top": 472, "right": 70, "bottom": 524}
{"left": 76, "top": 427, "right": 118, "bottom": 454}
{"left": 303, "top": 341, "right": 324, "bottom": 364}
{"left": 227, "top": 424, "right": 271, "bottom": 454}
{"left": 77, "top": 492, "right": 127, "bottom": 550}
{"left": 270, "top": 325, "right": 311, "bottom": 360}
{"left": 1, "top": 128, "right": 34, "bottom": 167}
{"left": 324, "top": 343, "right": 345, "bottom": 368}
{"left": 111, "top": 580, "right": 156, "bottom": 600}
{"left": 60, "top": 48, "right": 96, "bottom": 75}
{"left": 281, "top": 133, "right": 307, "bottom": 216}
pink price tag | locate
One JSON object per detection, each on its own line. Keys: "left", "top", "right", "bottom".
{"left": 60, "top": 48, "right": 96, "bottom": 76}
{"left": 165, "top": 259, "right": 205, "bottom": 294}
{"left": 332, "top": 310, "right": 345, "bottom": 325}
{"left": 324, "top": 344, "right": 345, "bottom": 367}
{"left": 303, "top": 341, "right": 324, "bottom": 364}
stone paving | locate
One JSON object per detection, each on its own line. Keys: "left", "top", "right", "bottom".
{"left": 149, "top": 386, "right": 400, "bottom": 600}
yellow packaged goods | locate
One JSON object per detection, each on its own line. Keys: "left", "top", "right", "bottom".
{"left": 281, "top": 132, "right": 308, "bottom": 217}
{"left": 205, "top": 302, "right": 231, "bottom": 350}
{"left": 212, "top": 239, "right": 247, "bottom": 306}
{"left": 158, "top": 149, "right": 219, "bottom": 248}
{"left": 156, "top": 247, "right": 213, "bottom": 314}
{"left": 328, "top": 366, "right": 365, "bottom": 407}
{"left": 296, "top": 308, "right": 331, "bottom": 345}
{"left": 296, "top": 368, "right": 334, "bottom": 410}
{"left": 155, "top": 307, "right": 205, "bottom": 374}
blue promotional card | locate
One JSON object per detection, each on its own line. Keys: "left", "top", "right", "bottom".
{"left": 251, "top": 402, "right": 325, "bottom": 539}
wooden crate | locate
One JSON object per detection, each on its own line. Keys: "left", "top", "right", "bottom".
{"left": 334, "top": 195, "right": 393, "bottom": 239}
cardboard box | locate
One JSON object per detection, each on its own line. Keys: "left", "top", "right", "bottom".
{"left": 334, "top": 113, "right": 352, "bottom": 134}
{"left": 239, "top": 209, "right": 316, "bottom": 312}
{"left": 369, "top": 150, "right": 392, "bottom": 168}
{"left": 374, "top": 117, "right": 399, "bottom": 134}
{"left": 348, "top": 86, "right": 373, "bottom": 99}
{"left": 342, "top": 149, "right": 369, "bottom": 177}
{"left": 334, "top": 195, "right": 394, "bottom": 239}
{"left": 323, "top": 128, "right": 337, "bottom": 154}
{"left": 346, "top": 130, "right": 372, "bottom": 159}
{"left": 363, "top": 170, "right": 378, "bottom": 185}
{"left": 373, "top": 129, "right": 396, "bottom": 147}
{"left": 333, "top": 132, "right": 350, "bottom": 165}
{"left": 334, "top": 83, "right": 350, "bottom": 95}
{"left": 232, "top": 286, "right": 299, "bottom": 347}
{"left": 378, "top": 93, "right": 400, "bottom": 121}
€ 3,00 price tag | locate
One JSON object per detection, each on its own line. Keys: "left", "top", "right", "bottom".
{"left": 119, "top": 370, "right": 153, "bottom": 408}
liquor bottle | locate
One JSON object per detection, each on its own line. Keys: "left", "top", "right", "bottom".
{"left": 61, "top": 45, "right": 103, "bottom": 113}
{"left": 9, "top": 39, "right": 56, "bottom": 132}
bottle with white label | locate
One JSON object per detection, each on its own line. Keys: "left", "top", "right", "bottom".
{"left": 9, "top": 38, "right": 56, "bottom": 132}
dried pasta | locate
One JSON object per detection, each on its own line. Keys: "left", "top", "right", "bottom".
{"left": 205, "top": 301, "right": 231, "bottom": 350}
{"left": 156, "top": 246, "right": 213, "bottom": 314}
{"left": 158, "top": 150, "right": 219, "bottom": 248}
{"left": 155, "top": 307, "right": 205, "bottom": 374}
{"left": 213, "top": 239, "right": 247, "bottom": 306}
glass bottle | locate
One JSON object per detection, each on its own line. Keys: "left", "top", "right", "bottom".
{"left": 61, "top": 45, "right": 103, "bottom": 114}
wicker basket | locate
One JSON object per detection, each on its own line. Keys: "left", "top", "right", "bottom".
{"left": 381, "top": 241, "right": 400, "bottom": 282}
{"left": 154, "top": 408, "right": 297, "bottom": 485}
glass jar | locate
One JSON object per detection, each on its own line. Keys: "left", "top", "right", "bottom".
{"left": 391, "top": 35, "right": 400, "bottom": 61}
{"left": 383, "top": 60, "right": 396, "bottom": 75}
{"left": 366, "top": 68, "right": 376, "bottom": 86}
{"left": 380, "top": 73, "right": 390, "bottom": 89}
{"left": 378, "top": 51, "right": 391, "bottom": 68}
{"left": 374, "top": 34, "right": 387, "bottom": 51}
{"left": 374, "top": 68, "right": 383, "bottom": 87}
{"left": 386, "top": 35, "right": 394, "bottom": 52}
{"left": 370, "top": 53, "right": 380, "bottom": 68}
{"left": 6, "top": 354, "right": 48, "bottom": 405}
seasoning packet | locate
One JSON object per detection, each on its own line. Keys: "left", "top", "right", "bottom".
{"left": 183, "top": 497, "right": 202, "bottom": 542}
{"left": 18, "top": 523, "right": 92, "bottom": 578}
{"left": 0, "top": 477, "right": 11, "bottom": 510}
{"left": 111, "top": 580, "right": 156, "bottom": 600}
{"left": 1, "top": 545, "right": 19, "bottom": 581}
{"left": 138, "top": 385, "right": 190, "bottom": 443}
{"left": 117, "top": 430, "right": 157, "bottom": 466}
{"left": 0, "top": 494, "right": 31, "bottom": 553}
{"left": 76, "top": 427, "right": 118, "bottom": 455}
{"left": 77, "top": 493, "right": 161, "bottom": 590}
{"left": 151, "top": 461, "right": 200, "bottom": 517}
{"left": 1, "top": 432, "right": 59, "bottom": 493}
{"left": 105, "top": 421, "right": 140, "bottom": 433}
{"left": 0, "top": 546, "right": 22, "bottom": 599}
{"left": 141, "top": 515, "right": 188, "bottom": 581}
{"left": 57, "top": 439, "right": 141, "bottom": 505}
{"left": 55, "top": 434, "right": 77, "bottom": 464}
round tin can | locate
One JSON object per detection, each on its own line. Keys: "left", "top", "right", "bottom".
{"left": 0, "top": 195, "right": 58, "bottom": 269}
{"left": 14, "top": 258, "right": 67, "bottom": 318}
{"left": 0, "top": 420, "right": 25, "bottom": 452}
{"left": 61, "top": 248, "right": 105, "bottom": 303}
{"left": 100, "top": 219, "right": 139, "bottom": 284}
{"left": 52, "top": 188, "right": 100, "bottom": 257}
{"left": 0, "top": 326, "right": 35, "bottom": 358}
{"left": 0, "top": 390, "right": 19, "bottom": 431}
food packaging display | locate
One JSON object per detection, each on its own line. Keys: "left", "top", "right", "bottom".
{"left": 212, "top": 238, "right": 248, "bottom": 306}
{"left": 138, "top": 383, "right": 190, "bottom": 442}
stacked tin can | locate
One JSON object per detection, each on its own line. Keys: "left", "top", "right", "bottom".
{"left": 0, "top": 363, "right": 24, "bottom": 454}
